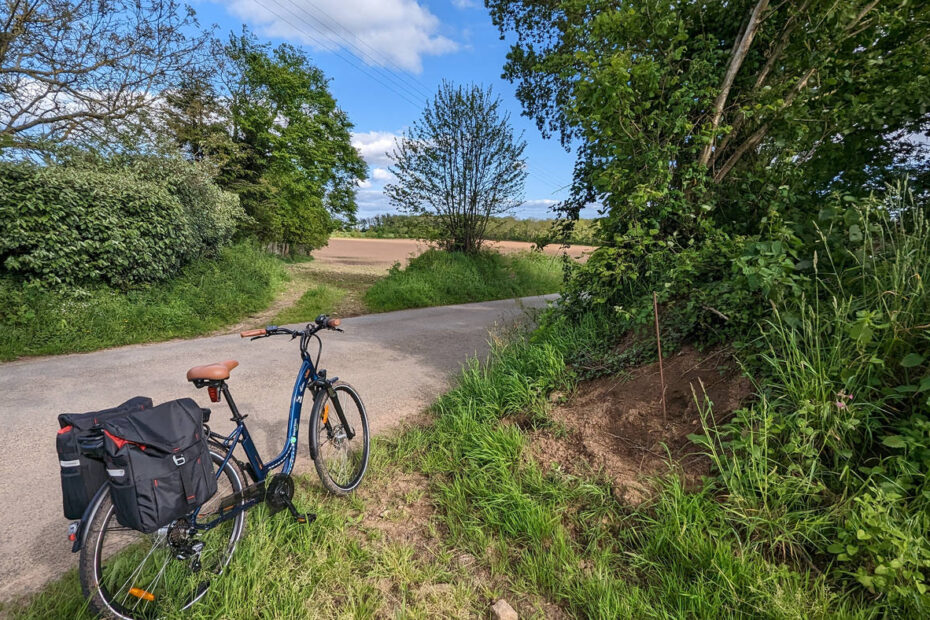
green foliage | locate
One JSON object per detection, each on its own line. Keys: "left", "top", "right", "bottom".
{"left": 343, "top": 213, "right": 602, "bottom": 246}
{"left": 487, "top": 0, "right": 930, "bottom": 242}
{"left": 405, "top": 315, "right": 848, "bottom": 618}
{"left": 0, "top": 243, "right": 285, "bottom": 359}
{"left": 363, "top": 249, "right": 562, "bottom": 312}
{"left": 561, "top": 230, "right": 760, "bottom": 349}
{"left": 683, "top": 187, "right": 930, "bottom": 613}
{"left": 0, "top": 157, "right": 242, "bottom": 287}
{"left": 220, "top": 32, "right": 366, "bottom": 250}
{"left": 386, "top": 82, "right": 527, "bottom": 253}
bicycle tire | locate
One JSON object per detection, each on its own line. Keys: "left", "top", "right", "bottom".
{"left": 79, "top": 450, "right": 246, "bottom": 619}
{"left": 309, "top": 381, "right": 370, "bottom": 495}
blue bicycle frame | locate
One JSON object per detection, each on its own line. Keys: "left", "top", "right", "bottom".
{"left": 193, "top": 356, "right": 329, "bottom": 530}
{"left": 214, "top": 357, "right": 315, "bottom": 482}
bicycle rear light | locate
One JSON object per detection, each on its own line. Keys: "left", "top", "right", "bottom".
{"left": 208, "top": 386, "right": 220, "bottom": 403}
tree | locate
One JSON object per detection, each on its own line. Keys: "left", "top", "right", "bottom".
{"left": 0, "top": 0, "right": 209, "bottom": 149}
{"left": 486, "top": 0, "right": 930, "bottom": 239}
{"left": 386, "top": 82, "right": 527, "bottom": 253}
{"left": 213, "top": 33, "right": 365, "bottom": 252}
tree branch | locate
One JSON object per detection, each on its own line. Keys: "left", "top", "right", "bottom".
{"left": 698, "top": 0, "right": 771, "bottom": 168}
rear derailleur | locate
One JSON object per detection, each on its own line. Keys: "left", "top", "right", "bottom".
{"left": 167, "top": 521, "right": 205, "bottom": 572}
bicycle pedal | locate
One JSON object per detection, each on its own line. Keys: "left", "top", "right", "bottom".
{"left": 295, "top": 513, "right": 316, "bottom": 525}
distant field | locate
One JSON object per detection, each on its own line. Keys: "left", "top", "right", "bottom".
{"left": 314, "top": 237, "right": 595, "bottom": 268}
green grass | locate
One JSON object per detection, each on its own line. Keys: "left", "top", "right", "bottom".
{"left": 0, "top": 242, "right": 288, "bottom": 360}
{"left": 273, "top": 283, "right": 347, "bottom": 325}
{"left": 397, "top": 314, "right": 875, "bottom": 618}
{"left": 364, "top": 249, "right": 563, "bottom": 312}
{"left": 5, "top": 433, "right": 546, "bottom": 619}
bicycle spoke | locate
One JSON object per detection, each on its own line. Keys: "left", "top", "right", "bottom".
{"left": 113, "top": 534, "right": 165, "bottom": 607}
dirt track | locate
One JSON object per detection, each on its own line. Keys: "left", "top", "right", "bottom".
{"left": 315, "top": 237, "right": 595, "bottom": 267}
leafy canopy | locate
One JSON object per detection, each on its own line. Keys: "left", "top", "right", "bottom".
{"left": 164, "top": 32, "right": 367, "bottom": 251}
{"left": 487, "top": 0, "right": 930, "bottom": 239}
{"left": 386, "top": 82, "right": 527, "bottom": 253}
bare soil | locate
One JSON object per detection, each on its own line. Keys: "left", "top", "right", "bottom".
{"left": 321, "top": 237, "right": 596, "bottom": 267}
{"left": 532, "top": 346, "right": 753, "bottom": 504}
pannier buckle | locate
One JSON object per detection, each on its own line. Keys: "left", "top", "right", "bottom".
{"left": 173, "top": 454, "right": 186, "bottom": 467}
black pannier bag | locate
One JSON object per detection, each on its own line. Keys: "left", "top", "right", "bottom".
{"left": 101, "top": 398, "right": 217, "bottom": 533}
{"left": 57, "top": 396, "right": 153, "bottom": 519}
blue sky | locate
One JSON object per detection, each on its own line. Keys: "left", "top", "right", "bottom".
{"left": 193, "top": 0, "right": 593, "bottom": 220}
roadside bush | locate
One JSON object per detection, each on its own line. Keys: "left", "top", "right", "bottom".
{"left": 560, "top": 229, "right": 762, "bottom": 350}
{"left": 0, "top": 158, "right": 243, "bottom": 287}
{"left": 0, "top": 241, "right": 285, "bottom": 359}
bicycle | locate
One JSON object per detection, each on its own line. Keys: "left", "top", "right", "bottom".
{"left": 74, "top": 314, "right": 370, "bottom": 619}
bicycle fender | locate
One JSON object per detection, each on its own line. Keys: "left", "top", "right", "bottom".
{"left": 327, "top": 385, "right": 356, "bottom": 440}
{"left": 71, "top": 483, "right": 110, "bottom": 553}
{"left": 308, "top": 390, "right": 327, "bottom": 461}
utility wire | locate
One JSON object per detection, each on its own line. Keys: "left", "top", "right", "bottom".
{"left": 262, "top": 0, "right": 425, "bottom": 109}
{"left": 263, "top": 1, "right": 570, "bottom": 200}
{"left": 287, "top": 0, "right": 435, "bottom": 101}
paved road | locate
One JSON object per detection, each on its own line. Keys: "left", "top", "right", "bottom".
{"left": 0, "top": 295, "right": 555, "bottom": 601}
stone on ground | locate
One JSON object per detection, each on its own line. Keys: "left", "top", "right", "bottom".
{"left": 490, "top": 598, "right": 518, "bottom": 620}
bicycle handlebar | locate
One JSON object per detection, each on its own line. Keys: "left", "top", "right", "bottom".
{"left": 239, "top": 315, "right": 342, "bottom": 339}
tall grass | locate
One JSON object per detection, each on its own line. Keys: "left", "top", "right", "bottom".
{"left": 696, "top": 187, "right": 930, "bottom": 613}
{"left": 364, "top": 249, "right": 563, "bottom": 312}
{"left": 0, "top": 242, "right": 288, "bottom": 359}
{"left": 403, "top": 313, "right": 847, "bottom": 618}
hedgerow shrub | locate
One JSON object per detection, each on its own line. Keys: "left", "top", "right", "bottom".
{"left": 557, "top": 183, "right": 930, "bottom": 613}
{"left": 0, "top": 158, "right": 243, "bottom": 287}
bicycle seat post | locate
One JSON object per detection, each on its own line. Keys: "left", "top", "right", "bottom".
{"left": 220, "top": 383, "right": 247, "bottom": 423}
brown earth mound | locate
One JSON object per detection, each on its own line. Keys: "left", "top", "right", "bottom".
{"left": 532, "top": 346, "right": 752, "bottom": 504}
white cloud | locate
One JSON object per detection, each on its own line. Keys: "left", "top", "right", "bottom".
{"left": 372, "top": 167, "right": 393, "bottom": 181}
{"left": 351, "top": 130, "right": 400, "bottom": 169}
{"left": 451, "top": 0, "right": 478, "bottom": 8}
{"left": 222, "top": 0, "right": 459, "bottom": 73}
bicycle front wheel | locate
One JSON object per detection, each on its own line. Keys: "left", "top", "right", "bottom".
{"left": 79, "top": 451, "right": 246, "bottom": 619}
{"left": 309, "top": 381, "right": 370, "bottom": 495}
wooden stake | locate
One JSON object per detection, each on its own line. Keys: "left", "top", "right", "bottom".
{"left": 653, "top": 291, "right": 667, "bottom": 425}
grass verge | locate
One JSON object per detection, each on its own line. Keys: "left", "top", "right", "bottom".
{"left": 6, "top": 429, "right": 557, "bottom": 619}
{"left": 0, "top": 242, "right": 287, "bottom": 360}
{"left": 364, "top": 249, "right": 562, "bottom": 313}
{"left": 272, "top": 283, "right": 346, "bottom": 325}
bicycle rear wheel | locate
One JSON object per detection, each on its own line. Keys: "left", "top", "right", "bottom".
{"left": 309, "top": 381, "right": 370, "bottom": 495}
{"left": 79, "top": 451, "right": 246, "bottom": 619}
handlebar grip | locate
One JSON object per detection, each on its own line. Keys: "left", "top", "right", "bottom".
{"left": 326, "top": 318, "right": 341, "bottom": 328}
{"left": 240, "top": 328, "right": 266, "bottom": 338}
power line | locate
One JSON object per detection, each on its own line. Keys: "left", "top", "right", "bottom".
{"left": 287, "top": 0, "right": 435, "bottom": 102}
{"left": 261, "top": 1, "right": 570, "bottom": 197}
{"left": 262, "top": 0, "right": 426, "bottom": 109}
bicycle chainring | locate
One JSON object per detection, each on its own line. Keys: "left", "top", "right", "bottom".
{"left": 265, "top": 474, "right": 295, "bottom": 514}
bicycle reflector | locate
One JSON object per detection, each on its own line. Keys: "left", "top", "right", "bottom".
{"left": 322, "top": 404, "right": 329, "bottom": 425}
{"left": 128, "top": 587, "right": 155, "bottom": 602}
{"left": 208, "top": 386, "right": 220, "bottom": 403}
